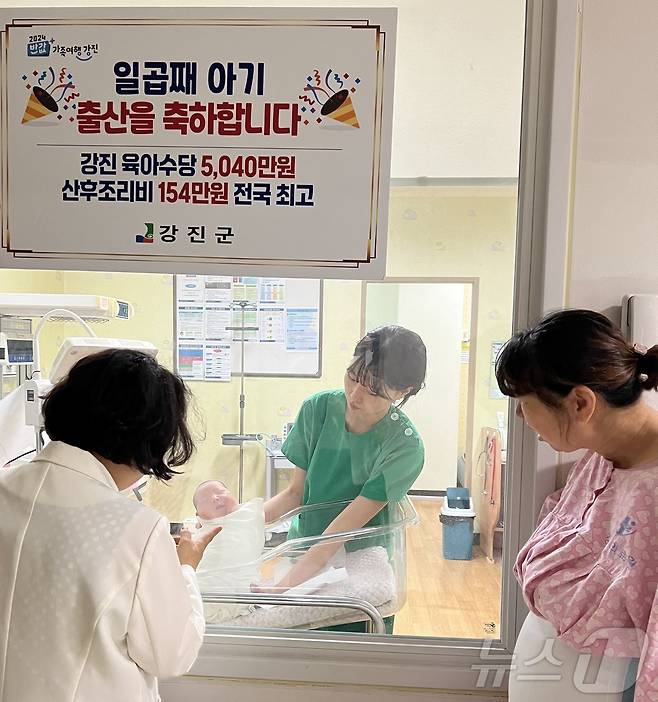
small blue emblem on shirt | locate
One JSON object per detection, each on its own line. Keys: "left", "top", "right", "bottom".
{"left": 616, "top": 516, "right": 637, "bottom": 536}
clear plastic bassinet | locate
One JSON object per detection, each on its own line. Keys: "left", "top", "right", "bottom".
{"left": 200, "top": 496, "right": 419, "bottom": 633}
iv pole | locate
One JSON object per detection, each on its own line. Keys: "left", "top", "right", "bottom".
{"left": 223, "top": 300, "right": 260, "bottom": 503}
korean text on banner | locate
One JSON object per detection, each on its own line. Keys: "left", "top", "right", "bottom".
{"left": 0, "top": 9, "right": 396, "bottom": 279}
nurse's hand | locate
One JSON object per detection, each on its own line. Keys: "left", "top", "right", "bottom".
{"left": 176, "top": 526, "right": 222, "bottom": 570}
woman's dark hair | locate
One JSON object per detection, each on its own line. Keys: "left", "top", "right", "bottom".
{"left": 347, "top": 325, "right": 426, "bottom": 405}
{"left": 496, "top": 309, "right": 658, "bottom": 408}
{"left": 42, "top": 349, "right": 194, "bottom": 480}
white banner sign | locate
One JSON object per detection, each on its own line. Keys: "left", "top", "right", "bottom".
{"left": 0, "top": 9, "right": 395, "bottom": 279}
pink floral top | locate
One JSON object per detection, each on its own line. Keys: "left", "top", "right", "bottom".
{"left": 515, "top": 450, "right": 658, "bottom": 701}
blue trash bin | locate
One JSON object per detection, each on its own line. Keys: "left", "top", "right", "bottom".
{"left": 440, "top": 490, "right": 475, "bottom": 560}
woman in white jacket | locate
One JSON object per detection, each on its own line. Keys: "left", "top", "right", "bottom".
{"left": 0, "top": 349, "right": 220, "bottom": 702}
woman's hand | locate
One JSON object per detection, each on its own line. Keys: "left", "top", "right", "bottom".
{"left": 176, "top": 526, "right": 222, "bottom": 570}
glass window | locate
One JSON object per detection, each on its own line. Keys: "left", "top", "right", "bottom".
{"left": 0, "top": 0, "right": 528, "bottom": 666}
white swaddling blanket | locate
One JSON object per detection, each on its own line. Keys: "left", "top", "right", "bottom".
{"left": 256, "top": 566, "right": 349, "bottom": 610}
{"left": 220, "top": 545, "right": 396, "bottom": 630}
{"left": 195, "top": 497, "right": 265, "bottom": 623}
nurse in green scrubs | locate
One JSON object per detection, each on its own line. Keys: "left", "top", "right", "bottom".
{"left": 257, "top": 325, "right": 426, "bottom": 633}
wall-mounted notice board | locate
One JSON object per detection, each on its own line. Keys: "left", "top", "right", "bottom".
{"left": 175, "top": 275, "right": 322, "bottom": 379}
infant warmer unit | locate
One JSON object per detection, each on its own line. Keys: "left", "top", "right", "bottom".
{"left": 439, "top": 487, "right": 476, "bottom": 560}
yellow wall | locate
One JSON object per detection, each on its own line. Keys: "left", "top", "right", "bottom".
{"left": 386, "top": 186, "right": 515, "bottom": 477}
{"left": 0, "top": 270, "right": 64, "bottom": 389}
{"left": 0, "top": 270, "right": 62, "bottom": 294}
{"left": 0, "top": 185, "right": 516, "bottom": 520}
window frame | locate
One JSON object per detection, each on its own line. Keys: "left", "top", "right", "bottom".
{"left": 184, "top": 0, "right": 568, "bottom": 692}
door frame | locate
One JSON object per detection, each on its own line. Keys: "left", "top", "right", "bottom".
{"left": 360, "top": 277, "right": 479, "bottom": 495}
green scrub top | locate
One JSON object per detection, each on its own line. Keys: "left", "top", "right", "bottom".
{"left": 282, "top": 390, "right": 424, "bottom": 543}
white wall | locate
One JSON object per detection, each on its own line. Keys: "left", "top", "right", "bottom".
{"left": 398, "top": 284, "right": 463, "bottom": 491}
{"left": 275, "top": 0, "right": 525, "bottom": 178}
{"left": 539, "top": 0, "right": 658, "bottom": 492}
{"left": 364, "top": 282, "right": 464, "bottom": 491}
{"left": 567, "top": 0, "right": 658, "bottom": 314}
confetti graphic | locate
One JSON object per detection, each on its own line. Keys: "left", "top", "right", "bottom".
{"left": 298, "top": 67, "right": 361, "bottom": 128}
{"left": 20, "top": 66, "right": 79, "bottom": 125}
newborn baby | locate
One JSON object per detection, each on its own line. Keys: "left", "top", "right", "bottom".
{"left": 192, "top": 480, "right": 265, "bottom": 624}
{"left": 193, "top": 480, "right": 238, "bottom": 520}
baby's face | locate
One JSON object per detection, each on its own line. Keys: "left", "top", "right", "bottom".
{"left": 195, "top": 481, "right": 238, "bottom": 520}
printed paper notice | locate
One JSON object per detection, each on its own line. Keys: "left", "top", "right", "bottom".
{"left": 205, "top": 304, "right": 231, "bottom": 340}
{"left": 204, "top": 276, "right": 232, "bottom": 303}
{"left": 286, "top": 307, "right": 319, "bottom": 351}
{"left": 259, "top": 306, "right": 286, "bottom": 343}
{"left": 232, "top": 277, "right": 259, "bottom": 303}
{"left": 204, "top": 342, "right": 232, "bottom": 381}
{"left": 259, "top": 278, "right": 286, "bottom": 303}
{"left": 178, "top": 344, "right": 204, "bottom": 380}
{"left": 231, "top": 307, "right": 259, "bottom": 342}
{"left": 489, "top": 341, "right": 505, "bottom": 399}
{"left": 177, "top": 305, "right": 204, "bottom": 340}
{"left": 177, "top": 275, "right": 204, "bottom": 304}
